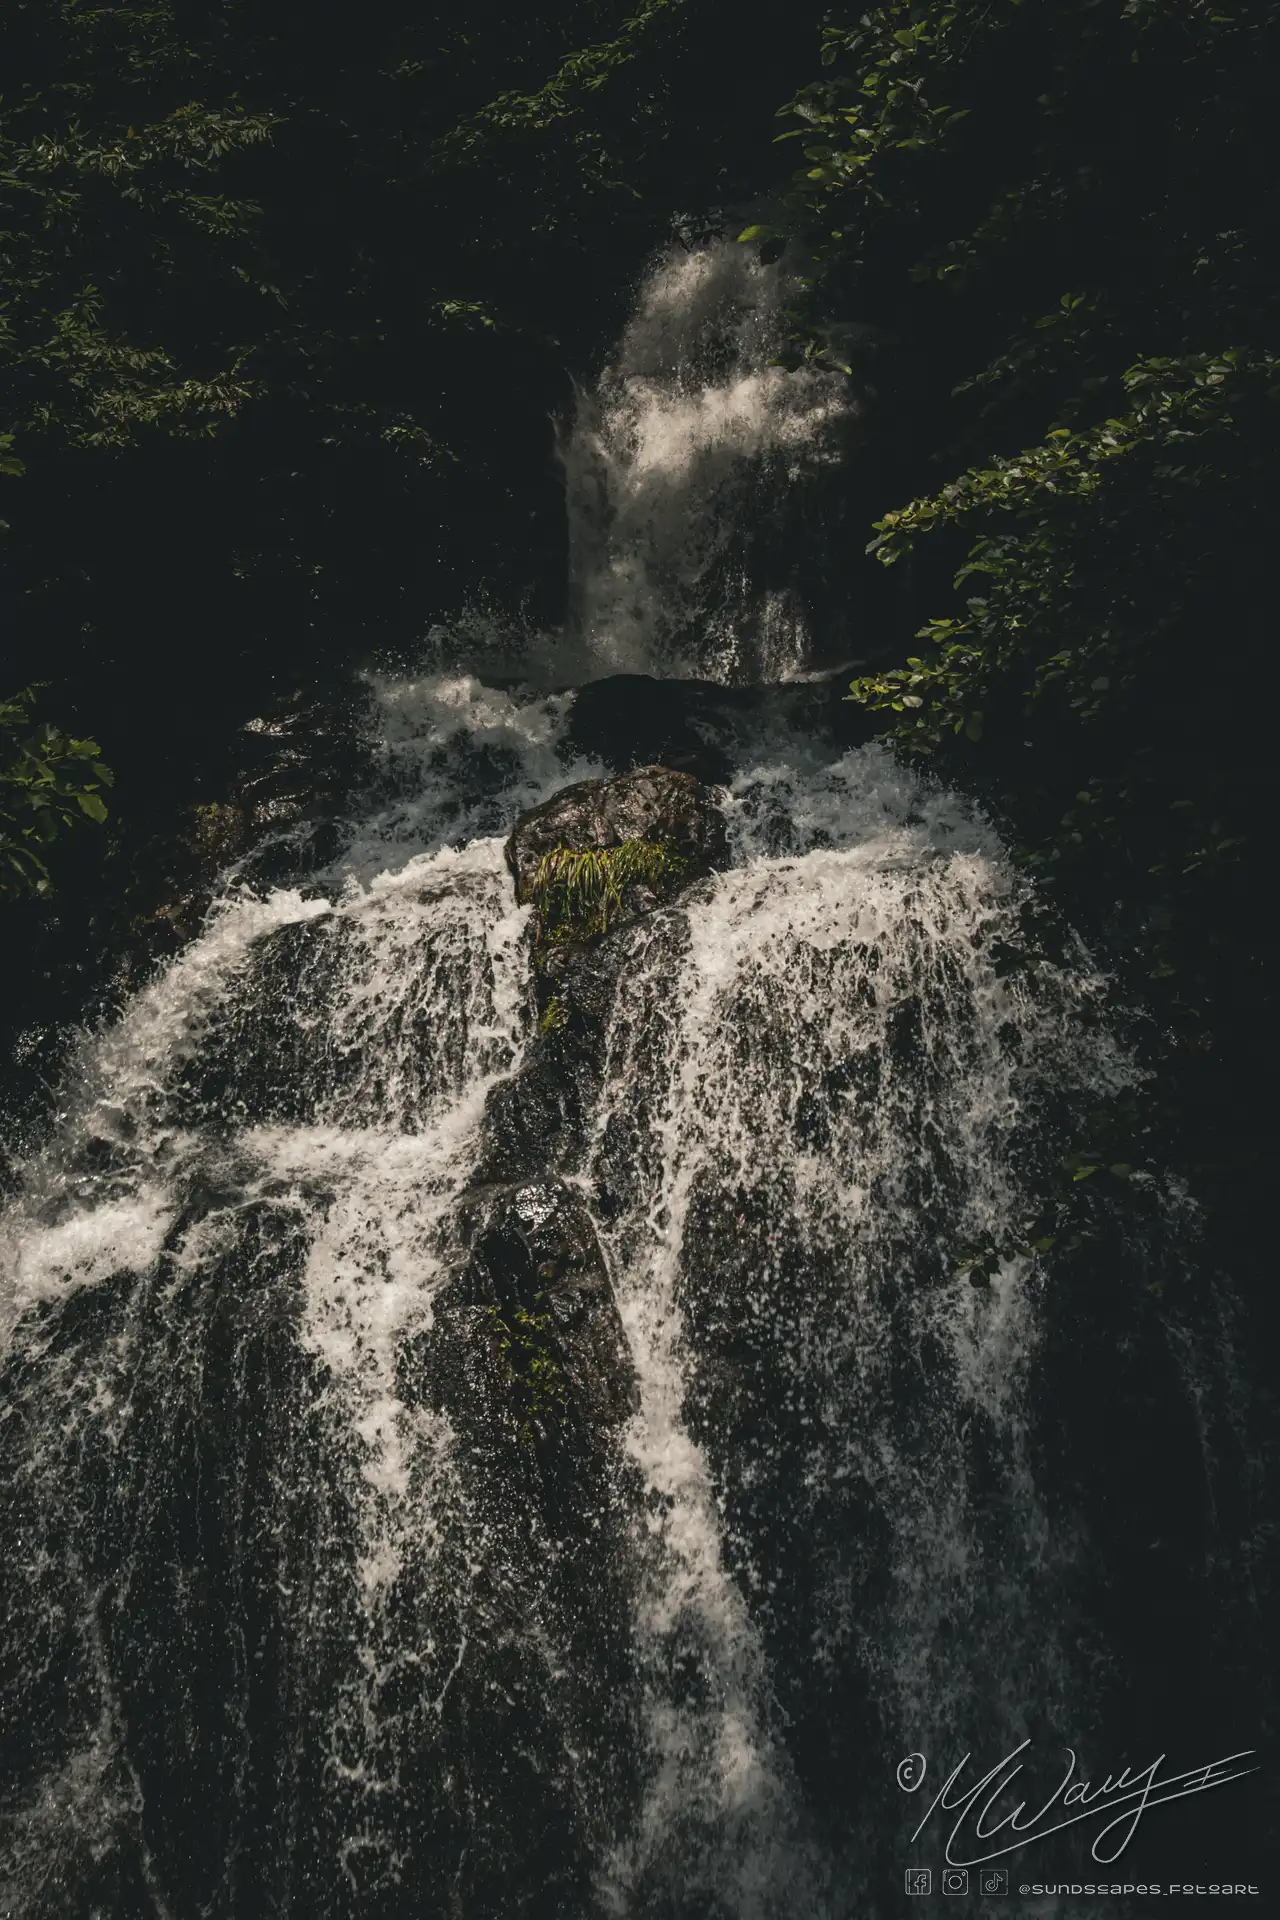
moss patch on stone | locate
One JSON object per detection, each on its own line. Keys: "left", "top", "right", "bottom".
{"left": 525, "top": 838, "right": 686, "bottom": 954}
{"left": 537, "top": 994, "right": 568, "bottom": 1035}
{"left": 486, "top": 1299, "right": 569, "bottom": 1443}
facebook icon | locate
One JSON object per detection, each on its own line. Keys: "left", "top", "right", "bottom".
{"left": 905, "top": 1868, "right": 931, "bottom": 1895}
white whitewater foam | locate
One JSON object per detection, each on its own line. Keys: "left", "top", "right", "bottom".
{"left": 563, "top": 240, "right": 849, "bottom": 682}
{"left": 0, "top": 889, "right": 331, "bottom": 1351}
{"left": 588, "top": 742, "right": 1136, "bottom": 1911}
{"left": 0, "top": 809, "right": 545, "bottom": 1898}
{"left": 332, "top": 667, "right": 604, "bottom": 885}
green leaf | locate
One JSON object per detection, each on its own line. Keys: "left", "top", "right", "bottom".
{"left": 76, "top": 790, "right": 109, "bottom": 822}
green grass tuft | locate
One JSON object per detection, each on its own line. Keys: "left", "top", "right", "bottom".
{"left": 526, "top": 838, "right": 685, "bottom": 951}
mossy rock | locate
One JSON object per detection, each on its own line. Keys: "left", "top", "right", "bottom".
{"left": 527, "top": 837, "right": 688, "bottom": 955}
{"left": 506, "top": 765, "right": 728, "bottom": 966}
{"left": 506, "top": 765, "right": 728, "bottom": 904}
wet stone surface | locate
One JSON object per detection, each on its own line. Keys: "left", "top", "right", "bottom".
{"left": 477, "top": 764, "right": 722, "bottom": 1184}
{"left": 504, "top": 763, "right": 729, "bottom": 906}
{"left": 433, "top": 1177, "right": 638, "bottom": 1439}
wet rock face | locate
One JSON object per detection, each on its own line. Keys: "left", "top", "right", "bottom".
{"left": 477, "top": 765, "right": 720, "bottom": 1185}
{"left": 404, "top": 1175, "right": 645, "bottom": 1907}
{"left": 436, "top": 1179, "right": 637, "bottom": 1438}
{"left": 505, "top": 763, "right": 729, "bottom": 905}
{"left": 0, "top": 1192, "right": 355, "bottom": 1919}
{"left": 475, "top": 906, "right": 694, "bottom": 1187}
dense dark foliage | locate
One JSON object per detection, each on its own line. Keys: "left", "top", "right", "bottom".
{"left": 765, "top": 0, "right": 1278, "bottom": 1259}
{"left": 0, "top": 0, "right": 822, "bottom": 716}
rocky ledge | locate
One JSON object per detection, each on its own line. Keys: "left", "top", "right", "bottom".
{"left": 429, "top": 1180, "right": 637, "bottom": 1444}
{"left": 450, "top": 762, "right": 727, "bottom": 1461}
{"left": 475, "top": 765, "right": 727, "bottom": 1187}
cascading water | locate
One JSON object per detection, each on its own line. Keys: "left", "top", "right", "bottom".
{"left": 581, "top": 747, "right": 1134, "bottom": 1916}
{"left": 562, "top": 241, "right": 850, "bottom": 683}
{"left": 1, "top": 240, "right": 1267, "bottom": 1919}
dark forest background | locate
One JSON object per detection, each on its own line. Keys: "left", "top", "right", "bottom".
{"left": 2, "top": 0, "right": 1277, "bottom": 1301}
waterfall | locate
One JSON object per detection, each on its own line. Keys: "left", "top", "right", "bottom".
{"left": 562, "top": 240, "right": 850, "bottom": 683}
{"left": 580, "top": 743, "right": 1136, "bottom": 1916}
{"left": 0, "top": 242, "right": 1265, "bottom": 1918}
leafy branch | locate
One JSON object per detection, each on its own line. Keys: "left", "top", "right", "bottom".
{"left": 848, "top": 350, "right": 1279, "bottom": 751}
{"left": 1, "top": 686, "right": 114, "bottom": 898}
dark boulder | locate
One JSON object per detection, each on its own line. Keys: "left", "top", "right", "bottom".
{"left": 564, "top": 674, "right": 740, "bottom": 784}
{"left": 427, "top": 1179, "right": 637, "bottom": 1442}
{"left": 505, "top": 763, "right": 729, "bottom": 907}
{"left": 563, "top": 670, "right": 882, "bottom": 786}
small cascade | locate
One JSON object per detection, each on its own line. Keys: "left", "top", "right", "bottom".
{"left": 562, "top": 240, "right": 850, "bottom": 682}
{"left": 0, "top": 684, "right": 618, "bottom": 1916}
{"left": 581, "top": 743, "right": 1136, "bottom": 1909}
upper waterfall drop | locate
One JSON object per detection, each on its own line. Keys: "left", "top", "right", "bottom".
{"left": 562, "top": 237, "right": 851, "bottom": 684}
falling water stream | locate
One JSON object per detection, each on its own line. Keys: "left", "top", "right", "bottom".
{"left": 0, "top": 243, "right": 1268, "bottom": 1918}
{"left": 562, "top": 241, "right": 848, "bottom": 681}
